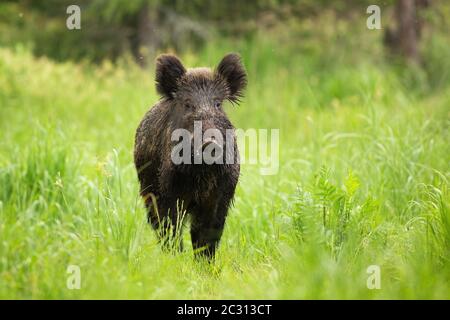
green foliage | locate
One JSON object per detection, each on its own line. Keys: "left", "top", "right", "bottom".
{"left": 1, "top": 0, "right": 446, "bottom": 64}
{"left": 0, "top": 8, "right": 449, "bottom": 299}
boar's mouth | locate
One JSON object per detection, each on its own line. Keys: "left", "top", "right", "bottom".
{"left": 194, "top": 137, "right": 224, "bottom": 164}
{"left": 199, "top": 137, "right": 221, "bottom": 154}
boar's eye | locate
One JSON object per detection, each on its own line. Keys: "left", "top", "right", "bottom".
{"left": 214, "top": 100, "right": 222, "bottom": 108}
{"left": 185, "top": 101, "right": 193, "bottom": 109}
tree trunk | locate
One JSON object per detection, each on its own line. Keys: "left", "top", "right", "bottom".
{"left": 384, "top": 0, "right": 430, "bottom": 64}
{"left": 397, "top": 0, "right": 420, "bottom": 63}
{"left": 130, "top": 4, "right": 160, "bottom": 68}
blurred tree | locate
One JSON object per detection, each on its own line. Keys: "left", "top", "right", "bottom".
{"left": 0, "top": 0, "right": 440, "bottom": 67}
{"left": 384, "top": 0, "right": 431, "bottom": 64}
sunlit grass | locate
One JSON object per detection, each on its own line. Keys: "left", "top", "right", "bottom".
{"left": 0, "top": 25, "right": 449, "bottom": 299}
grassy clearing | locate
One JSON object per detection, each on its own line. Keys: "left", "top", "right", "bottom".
{"left": 0, "top": 16, "right": 449, "bottom": 298}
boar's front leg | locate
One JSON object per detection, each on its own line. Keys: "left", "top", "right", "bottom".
{"left": 190, "top": 198, "right": 230, "bottom": 260}
{"left": 147, "top": 196, "right": 185, "bottom": 252}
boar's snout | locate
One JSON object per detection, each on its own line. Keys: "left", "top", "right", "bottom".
{"left": 201, "top": 137, "right": 220, "bottom": 151}
{"left": 192, "top": 136, "right": 223, "bottom": 160}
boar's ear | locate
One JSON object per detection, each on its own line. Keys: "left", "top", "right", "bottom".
{"left": 155, "top": 54, "right": 186, "bottom": 98}
{"left": 216, "top": 53, "right": 247, "bottom": 103}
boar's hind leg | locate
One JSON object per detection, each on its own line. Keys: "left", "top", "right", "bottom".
{"left": 147, "top": 196, "right": 185, "bottom": 252}
{"left": 190, "top": 200, "right": 230, "bottom": 260}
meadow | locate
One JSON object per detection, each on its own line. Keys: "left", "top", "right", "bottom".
{"left": 0, "top": 15, "right": 449, "bottom": 299}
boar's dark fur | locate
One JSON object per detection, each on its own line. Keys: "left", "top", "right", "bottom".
{"left": 134, "top": 53, "right": 247, "bottom": 259}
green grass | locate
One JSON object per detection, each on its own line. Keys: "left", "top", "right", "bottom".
{"left": 0, "top": 17, "right": 449, "bottom": 298}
